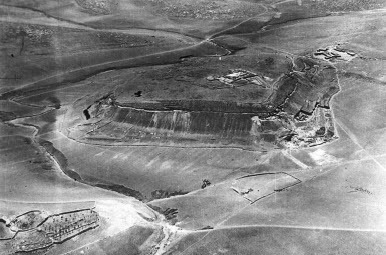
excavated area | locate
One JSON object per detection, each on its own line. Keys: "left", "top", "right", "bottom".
{"left": 64, "top": 54, "right": 340, "bottom": 150}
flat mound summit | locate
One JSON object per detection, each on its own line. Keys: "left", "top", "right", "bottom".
{"left": 67, "top": 54, "right": 339, "bottom": 150}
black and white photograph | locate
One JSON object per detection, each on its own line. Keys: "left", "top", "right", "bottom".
{"left": 1, "top": 0, "right": 386, "bottom": 254}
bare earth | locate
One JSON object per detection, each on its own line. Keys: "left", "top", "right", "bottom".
{"left": 1, "top": 0, "right": 386, "bottom": 254}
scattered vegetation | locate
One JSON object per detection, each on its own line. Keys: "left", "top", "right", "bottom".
{"left": 201, "top": 179, "right": 212, "bottom": 189}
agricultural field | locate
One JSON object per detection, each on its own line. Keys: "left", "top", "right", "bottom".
{"left": 1, "top": 0, "right": 386, "bottom": 254}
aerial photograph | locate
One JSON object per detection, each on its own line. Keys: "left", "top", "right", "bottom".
{"left": 1, "top": 0, "right": 386, "bottom": 254}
